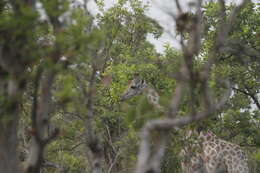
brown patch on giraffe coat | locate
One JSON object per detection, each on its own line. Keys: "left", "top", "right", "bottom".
{"left": 210, "top": 150, "right": 216, "bottom": 156}
{"left": 230, "top": 150, "right": 235, "bottom": 155}
{"left": 225, "top": 146, "right": 230, "bottom": 151}
{"left": 209, "top": 142, "right": 216, "bottom": 148}
{"left": 206, "top": 135, "right": 211, "bottom": 141}
{"left": 223, "top": 150, "right": 228, "bottom": 155}
{"left": 204, "top": 156, "right": 210, "bottom": 163}
{"left": 212, "top": 156, "right": 217, "bottom": 163}
{"left": 227, "top": 155, "right": 232, "bottom": 160}
{"left": 216, "top": 146, "right": 220, "bottom": 152}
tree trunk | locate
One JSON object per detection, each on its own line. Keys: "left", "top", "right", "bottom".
{"left": 0, "top": 117, "right": 20, "bottom": 173}
{"left": 0, "top": 79, "right": 25, "bottom": 173}
{"left": 25, "top": 69, "right": 57, "bottom": 173}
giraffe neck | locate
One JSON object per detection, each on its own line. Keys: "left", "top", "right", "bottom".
{"left": 144, "top": 86, "right": 163, "bottom": 111}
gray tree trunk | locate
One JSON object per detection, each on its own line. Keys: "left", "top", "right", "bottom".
{"left": 0, "top": 117, "right": 20, "bottom": 173}
{"left": 0, "top": 79, "right": 25, "bottom": 173}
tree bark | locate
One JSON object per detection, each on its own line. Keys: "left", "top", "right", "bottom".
{"left": 25, "top": 68, "right": 58, "bottom": 173}
{"left": 0, "top": 112, "right": 20, "bottom": 173}
{"left": 0, "top": 77, "right": 26, "bottom": 173}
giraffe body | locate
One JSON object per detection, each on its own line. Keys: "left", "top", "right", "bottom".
{"left": 179, "top": 130, "right": 207, "bottom": 173}
{"left": 181, "top": 131, "right": 249, "bottom": 173}
{"left": 180, "top": 148, "right": 206, "bottom": 173}
{"left": 199, "top": 131, "right": 249, "bottom": 173}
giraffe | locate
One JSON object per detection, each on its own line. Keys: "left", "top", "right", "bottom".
{"left": 120, "top": 77, "right": 163, "bottom": 111}
{"left": 120, "top": 77, "right": 249, "bottom": 173}
{"left": 180, "top": 146, "right": 227, "bottom": 173}
{"left": 179, "top": 146, "right": 205, "bottom": 173}
{"left": 181, "top": 131, "right": 249, "bottom": 173}
{"left": 179, "top": 130, "right": 207, "bottom": 173}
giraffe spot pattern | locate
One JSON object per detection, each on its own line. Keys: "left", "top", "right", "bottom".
{"left": 193, "top": 132, "right": 248, "bottom": 173}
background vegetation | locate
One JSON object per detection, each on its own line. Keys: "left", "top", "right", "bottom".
{"left": 0, "top": 0, "right": 259, "bottom": 173}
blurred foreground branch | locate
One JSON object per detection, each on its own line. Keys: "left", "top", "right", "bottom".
{"left": 134, "top": 1, "right": 249, "bottom": 173}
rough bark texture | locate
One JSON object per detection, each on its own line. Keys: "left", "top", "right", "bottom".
{"left": 0, "top": 72, "right": 27, "bottom": 173}
{"left": 0, "top": 106, "right": 20, "bottom": 173}
{"left": 24, "top": 68, "right": 58, "bottom": 173}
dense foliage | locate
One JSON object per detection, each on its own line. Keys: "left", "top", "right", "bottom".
{"left": 0, "top": 0, "right": 259, "bottom": 173}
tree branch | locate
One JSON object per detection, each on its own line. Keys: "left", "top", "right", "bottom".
{"left": 233, "top": 86, "right": 260, "bottom": 110}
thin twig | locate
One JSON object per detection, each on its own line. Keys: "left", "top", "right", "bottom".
{"left": 174, "top": 0, "right": 183, "bottom": 13}
{"left": 107, "top": 151, "right": 121, "bottom": 173}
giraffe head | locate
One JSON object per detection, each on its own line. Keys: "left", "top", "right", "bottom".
{"left": 120, "top": 78, "right": 147, "bottom": 101}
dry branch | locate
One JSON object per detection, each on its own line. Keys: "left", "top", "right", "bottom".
{"left": 134, "top": 1, "right": 249, "bottom": 173}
